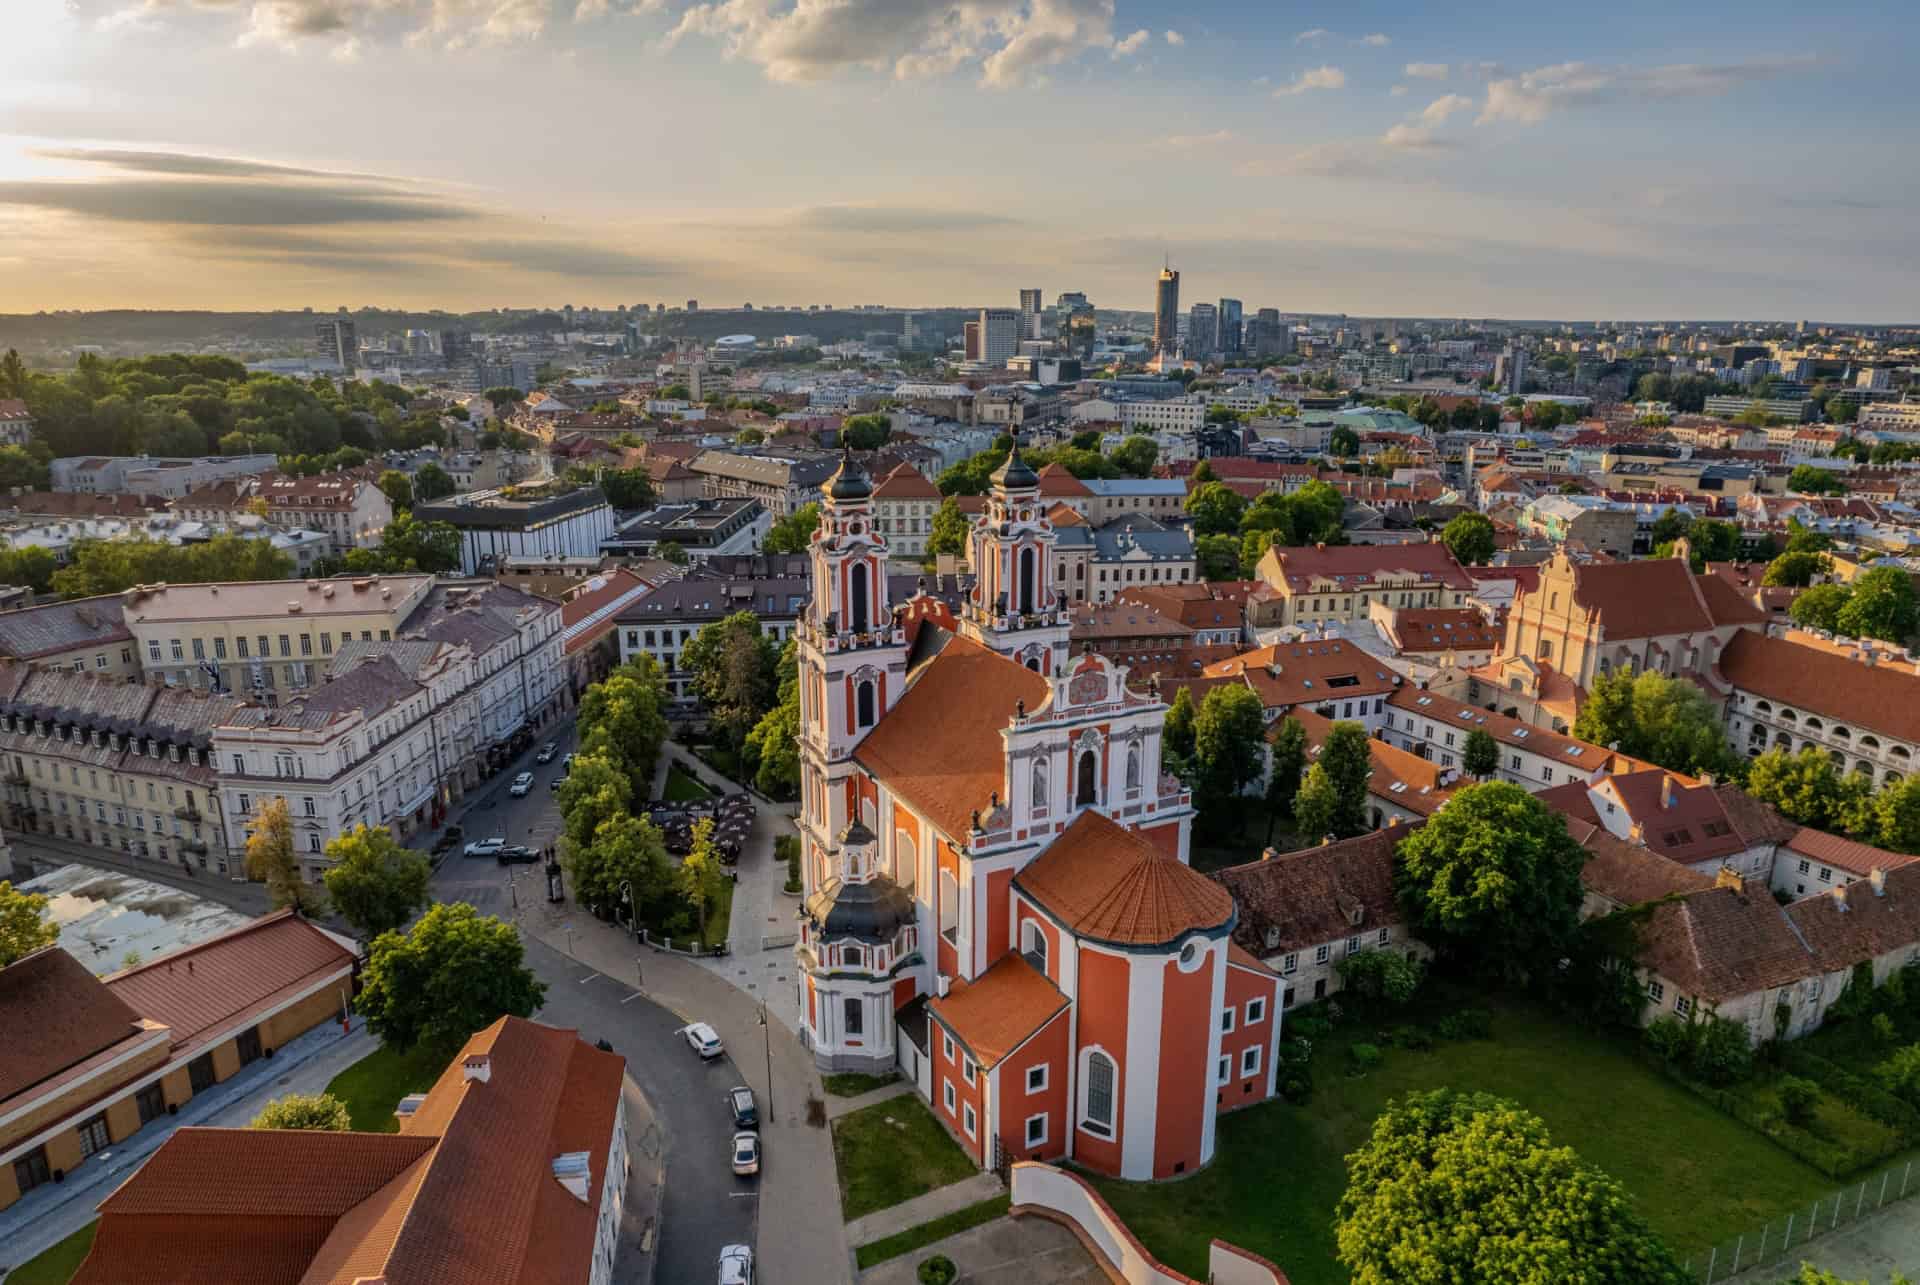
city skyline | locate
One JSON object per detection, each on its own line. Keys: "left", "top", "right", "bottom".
{"left": 2, "top": 0, "right": 1917, "bottom": 319}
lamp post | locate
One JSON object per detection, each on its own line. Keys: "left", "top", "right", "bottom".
{"left": 619, "top": 879, "right": 635, "bottom": 942}
{"left": 759, "top": 999, "right": 775, "bottom": 1119}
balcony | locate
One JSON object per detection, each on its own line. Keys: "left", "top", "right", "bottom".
{"left": 174, "top": 802, "right": 203, "bottom": 822}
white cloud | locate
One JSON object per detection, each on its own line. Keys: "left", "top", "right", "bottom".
{"left": 1419, "top": 92, "right": 1472, "bottom": 124}
{"left": 1293, "top": 27, "right": 1329, "bottom": 43}
{"left": 1161, "top": 129, "right": 1233, "bottom": 146}
{"left": 1404, "top": 61, "right": 1447, "bottom": 79}
{"left": 1388, "top": 84, "right": 1408, "bottom": 97}
{"left": 1273, "top": 65, "right": 1345, "bottom": 96}
{"left": 1380, "top": 123, "right": 1449, "bottom": 150}
{"left": 1359, "top": 32, "right": 1389, "bottom": 46}
{"left": 664, "top": 0, "right": 1128, "bottom": 88}
{"left": 1478, "top": 56, "right": 1814, "bottom": 124}
{"left": 1112, "top": 27, "right": 1148, "bottom": 56}
{"left": 108, "top": 0, "right": 555, "bottom": 48}
{"left": 1163, "top": 28, "right": 1182, "bottom": 45}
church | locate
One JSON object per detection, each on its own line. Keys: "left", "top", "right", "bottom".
{"left": 792, "top": 447, "right": 1282, "bottom": 1181}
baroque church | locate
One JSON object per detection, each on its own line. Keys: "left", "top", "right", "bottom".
{"left": 792, "top": 447, "right": 1282, "bottom": 1181}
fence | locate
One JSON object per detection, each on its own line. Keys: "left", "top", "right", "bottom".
{"left": 1685, "top": 1159, "right": 1918, "bottom": 1283}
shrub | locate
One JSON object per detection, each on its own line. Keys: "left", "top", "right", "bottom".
{"left": 1280, "top": 1075, "right": 1314, "bottom": 1104}
{"left": 1349, "top": 1042, "right": 1383, "bottom": 1072}
{"left": 1875, "top": 1013, "right": 1900, "bottom": 1045}
{"left": 1337, "top": 950, "right": 1427, "bottom": 1008}
{"left": 1385, "top": 1024, "right": 1433, "bottom": 1052}
{"left": 918, "top": 1254, "right": 957, "bottom": 1285}
{"left": 1290, "top": 1015, "right": 1332, "bottom": 1040}
{"left": 1690, "top": 1015, "right": 1756, "bottom": 1086}
{"left": 1645, "top": 1016, "right": 1693, "bottom": 1064}
{"left": 1829, "top": 961, "right": 1878, "bottom": 1023}
{"left": 1452, "top": 1007, "right": 1493, "bottom": 1039}
{"left": 1881, "top": 968, "right": 1909, "bottom": 1013}
{"left": 1877, "top": 1043, "right": 1920, "bottom": 1105}
{"left": 1778, "top": 1076, "right": 1821, "bottom": 1127}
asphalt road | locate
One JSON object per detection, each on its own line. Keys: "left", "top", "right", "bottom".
{"left": 432, "top": 722, "right": 759, "bottom": 1285}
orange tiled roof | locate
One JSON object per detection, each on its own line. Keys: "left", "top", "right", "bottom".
{"left": 1719, "top": 630, "right": 1920, "bottom": 745}
{"left": 856, "top": 633, "right": 1049, "bottom": 842}
{"left": 1782, "top": 827, "right": 1920, "bottom": 878}
{"left": 1036, "top": 462, "right": 1093, "bottom": 497}
{"left": 1567, "top": 819, "right": 1716, "bottom": 907}
{"left": 927, "top": 953, "right": 1069, "bottom": 1069}
{"left": 1015, "top": 811, "right": 1233, "bottom": 948}
{"left": 872, "top": 463, "right": 941, "bottom": 500}
{"left": 1287, "top": 709, "right": 1456, "bottom": 816}
{"left": 0, "top": 947, "right": 147, "bottom": 1105}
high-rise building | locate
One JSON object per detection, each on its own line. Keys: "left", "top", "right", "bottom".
{"left": 439, "top": 329, "right": 472, "bottom": 366}
{"left": 1217, "top": 298, "right": 1243, "bottom": 356}
{"left": 978, "top": 308, "right": 1020, "bottom": 366}
{"left": 1187, "top": 303, "right": 1218, "bottom": 358}
{"left": 313, "top": 319, "right": 357, "bottom": 371}
{"left": 902, "top": 312, "right": 924, "bottom": 352}
{"left": 1496, "top": 346, "right": 1530, "bottom": 395}
{"left": 963, "top": 320, "right": 983, "bottom": 361}
{"left": 1019, "top": 288, "right": 1044, "bottom": 339}
{"left": 1153, "top": 267, "right": 1180, "bottom": 356}
{"left": 686, "top": 300, "right": 700, "bottom": 312}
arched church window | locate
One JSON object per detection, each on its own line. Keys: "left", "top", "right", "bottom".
{"left": 1125, "top": 744, "right": 1141, "bottom": 790}
{"left": 856, "top": 680, "right": 876, "bottom": 729}
{"left": 1018, "top": 547, "right": 1036, "bottom": 614}
{"left": 849, "top": 563, "right": 870, "bottom": 633}
{"left": 1076, "top": 750, "right": 1098, "bottom": 807}
{"left": 1032, "top": 761, "right": 1049, "bottom": 812}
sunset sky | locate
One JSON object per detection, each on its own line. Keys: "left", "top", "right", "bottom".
{"left": 2, "top": 0, "right": 1915, "bottom": 318}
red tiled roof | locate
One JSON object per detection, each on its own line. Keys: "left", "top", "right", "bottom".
{"left": 1287, "top": 709, "right": 1456, "bottom": 817}
{"left": 872, "top": 463, "right": 941, "bottom": 499}
{"left": 1196, "top": 641, "right": 1399, "bottom": 712}
{"left": 1782, "top": 828, "right": 1920, "bottom": 878}
{"left": 928, "top": 953, "right": 1069, "bottom": 1069}
{"left": 1015, "top": 811, "right": 1234, "bottom": 948}
{"left": 1036, "top": 462, "right": 1093, "bottom": 497}
{"left": 1258, "top": 541, "right": 1474, "bottom": 593}
{"left": 856, "top": 634, "right": 1048, "bottom": 842}
{"left": 1718, "top": 630, "right": 1920, "bottom": 745}
{"left": 106, "top": 910, "right": 356, "bottom": 1059}
{"left": 1638, "top": 883, "right": 1816, "bottom": 1003}
{"left": 1567, "top": 820, "right": 1716, "bottom": 907}
{"left": 1590, "top": 770, "right": 1748, "bottom": 865}
{"left": 1071, "top": 600, "right": 1190, "bottom": 643}
{"left": 1386, "top": 608, "right": 1503, "bottom": 652}
{"left": 0, "top": 947, "right": 147, "bottom": 1105}
{"left": 1214, "top": 828, "right": 1410, "bottom": 957}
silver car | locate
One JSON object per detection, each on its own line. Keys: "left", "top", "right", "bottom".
{"left": 731, "top": 1131, "right": 760, "bottom": 1177}
{"left": 718, "top": 1244, "right": 753, "bottom": 1285}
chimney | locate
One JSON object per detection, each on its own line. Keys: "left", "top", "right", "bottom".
{"left": 1831, "top": 885, "right": 1850, "bottom": 912}
{"left": 463, "top": 1053, "right": 491, "bottom": 1084}
{"left": 936, "top": 974, "right": 952, "bottom": 998}
{"left": 1871, "top": 867, "right": 1887, "bottom": 897}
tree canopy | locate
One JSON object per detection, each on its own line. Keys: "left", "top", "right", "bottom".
{"left": 743, "top": 640, "right": 801, "bottom": 798}
{"left": 1572, "top": 669, "right": 1745, "bottom": 781}
{"left": 1440, "top": 511, "right": 1495, "bottom": 567}
{"left": 245, "top": 797, "right": 326, "bottom": 915}
{"left": 1191, "top": 686, "right": 1267, "bottom": 838}
{"left": 357, "top": 902, "right": 546, "bottom": 1052}
{"left": 681, "top": 610, "right": 780, "bottom": 757}
{"left": 1788, "top": 465, "right": 1848, "bottom": 496}
{"left": 0, "top": 880, "right": 57, "bottom": 967}
{"left": 1295, "top": 719, "right": 1373, "bottom": 841}
{"left": 250, "top": 1093, "right": 352, "bottom": 1131}
{"left": 762, "top": 502, "right": 821, "bottom": 554}
{"left": 52, "top": 534, "right": 294, "bottom": 600}
{"left": 321, "top": 824, "right": 431, "bottom": 939}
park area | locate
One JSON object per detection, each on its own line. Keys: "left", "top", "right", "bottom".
{"left": 1087, "top": 994, "right": 1849, "bottom": 1285}
{"left": 831, "top": 1094, "right": 978, "bottom": 1221}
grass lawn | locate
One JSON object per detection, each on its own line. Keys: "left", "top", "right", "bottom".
{"left": 832, "top": 1094, "right": 978, "bottom": 1220}
{"left": 1087, "top": 995, "right": 1837, "bottom": 1285}
{"left": 824, "top": 1070, "right": 899, "bottom": 1097}
{"left": 4, "top": 1222, "right": 96, "bottom": 1285}
{"left": 324, "top": 1041, "right": 452, "bottom": 1132}
{"left": 853, "top": 1195, "right": 1012, "bottom": 1269}
{"left": 702, "top": 876, "right": 734, "bottom": 950}
{"left": 662, "top": 763, "right": 712, "bottom": 803}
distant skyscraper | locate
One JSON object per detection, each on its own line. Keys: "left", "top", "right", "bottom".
{"left": 978, "top": 308, "right": 1019, "bottom": 365}
{"left": 1217, "top": 298, "right": 1243, "bottom": 356}
{"left": 1188, "top": 303, "right": 1218, "bottom": 358}
{"left": 1496, "top": 346, "right": 1530, "bottom": 395}
{"left": 1019, "top": 288, "right": 1044, "bottom": 339}
{"left": 963, "top": 320, "right": 982, "bottom": 361}
{"left": 686, "top": 300, "right": 699, "bottom": 312}
{"left": 314, "top": 319, "right": 357, "bottom": 371}
{"left": 1153, "top": 266, "right": 1180, "bottom": 356}
{"left": 902, "top": 312, "right": 924, "bottom": 352}
{"left": 439, "top": 329, "right": 472, "bottom": 365}
{"left": 1246, "top": 308, "right": 1287, "bottom": 359}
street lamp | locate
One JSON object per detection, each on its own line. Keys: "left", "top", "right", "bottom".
{"left": 619, "top": 879, "right": 635, "bottom": 942}
{"left": 758, "top": 999, "right": 775, "bottom": 1119}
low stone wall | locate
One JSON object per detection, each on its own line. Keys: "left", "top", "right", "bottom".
{"left": 1008, "top": 1161, "right": 1290, "bottom": 1285}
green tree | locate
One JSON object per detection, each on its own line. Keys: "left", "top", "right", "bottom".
{"left": 840, "top": 413, "right": 892, "bottom": 451}
{"left": 1572, "top": 669, "right": 1742, "bottom": 780}
{"left": 1788, "top": 465, "right": 1847, "bottom": 496}
{"left": 357, "top": 902, "right": 546, "bottom": 1052}
{"left": 1110, "top": 434, "right": 1158, "bottom": 477}
{"left": 1687, "top": 517, "right": 1742, "bottom": 566}
{"left": 1462, "top": 727, "right": 1499, "bottom": 780}
{"left": 244, "top": 797, "right": 326, "bottom": 915}
{"left": 762, "top": 502, "right": 821, "bottom": 554}
{"left": 1163, "top": 686, "right": 1197, "bottom": 773}
{"left": 1785, "top": 519, "right": 1832, "bottom": 554}
{"left": 573, "top": 658, "right": 670, "bottom": 800}
{"left": 1837, "top": 566, "right": 1919, "bottom": 643}
{"left": 379, "top": 512, "right": 462, "bottom": 573}
{"left": 249, "top": 1092, "right": 352, "bottom": 1131}
{"left": 0, "top": 880, "right": 57, "bottom": 966}
{"left": 1184, "top": 481, "right": 1247, "bottom": 537}
{"left": 676, "top": 818, "right": 728, "bottom": 942}
{"left": 1395, "top": 781, "right": 1588, "bottom": 979}
{"left": 1336, "top": 1089, "right": 1688, "bottom": 1285}
{"left": 1746, "top": 746, "right": 1874, "bottom": 832}
{"left": 1328, "top": 425, "right": 1361, "bottom": 458}
{"left": 0, "top": 445, "right": 50, "bottom": 491}
{"left": 1295, "top": 720, "right": 1373, "bottom": 841}
{"left": 1440, "top": 511, "right": 1495, "bottom": 567}
{"left": 657, "top": 540, "right": 689, "bottom": 565}
{"left": 923, "top": 497, "right": 970, "bottom": 567}
{"left": 482, "top": 385, "right": 524, "bottom": 407}
{"left": 52, "top": 534, "right": 295, "bottom": 599}
{"left": 1648, "top": 507, "right": 1689, "bottom": 547}
{"left": 1763, "top": 551, "right": 1829, "bottom": 588}
{"left": 562, "top": 809, "right": 672, "bottom": 920}
{"left": 321, "top": 824, "right": 431, "bottom": 939}
{"left": 1191, "top": 686, "right": 1267, "bottom": 837}
{"left": 598, "top": 467, "right": 655, "bottom": 510}
{"left": 1265, "top": 716, "right": 1309, "bottom": 842}
{"left": 682, "top": 610, "right": 780, "bottom": 758}
{"left": 1871, "top": 776, "right": 1920, "bottom": 854}
{"left": 377, "top": 469, "right": 413, "bottom": 512}
{"left": 412, "top": 462, "right": 456, "bottom": 501}
{"left": 0, "top": 348, "right": 27, "bottom": 399}
{"left": 743, "top": 640, "right": 801, "bottom": 798}
{"left": 1191, "top": 459, "right": 1217, "bottom": 484}
{"left": 1789, "top": 581, "right": 1852, "bottom": 633}
{"left": 1782, "top": 1268, "right": 1910, "bottom": 1285}
{"left": 1337, "top": 949, "right": 1425, "bottom": 1007}
{"left": 1195, "top": 533, "right": 1243, "bottom": 581}
{"left": 0, "top": 546, "right": 58, "bottom": 594}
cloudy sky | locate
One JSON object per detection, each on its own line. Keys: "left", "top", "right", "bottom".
{"left": 2, "top": 0, "right": 1915, "bottom": 319}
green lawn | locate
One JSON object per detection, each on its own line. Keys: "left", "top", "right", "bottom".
{"left": 662, "top": 763, "right": 712, "bottom": 803}
{"left": 823, "top": 1070, "right": 899, "bottom": 1097}
{"left": 324, "top": 1041, "right": 453, "bottom": 1133}
{"left": 853, "top": 1195, "right": 1012, "bottom": 1269}
{"left": 832, "top": 1094, "right": 978, "bottom": 1220}
{"left": 1087, "top": 996, "right": 1837, "bottom": 1285}
{"left": 4, "top": 1221, "right": 96, "bottom": 1285}
{"left": 702, "top": 875, "right": 734, "bottom": 950}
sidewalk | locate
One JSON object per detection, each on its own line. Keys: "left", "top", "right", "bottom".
{"left": 0, "top": 1020, "right": 373, "bottom": 1272}
{"left": 826, "top": 1080, "right": 913, "bottom": 1121}
{"left": 514, "top": 887, "right": 852, "bottom": 1285}
{"left": 617, "top": 1074, "right": 666, "bottom": 1285}
{"left": 845, "top": 1173, "right": 1006, "bottom": 1249}
{"left": 858, "top": 1217, "right": 1104, "bottom": 1285}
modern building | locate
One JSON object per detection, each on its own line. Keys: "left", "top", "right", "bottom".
{"left": 414, "top": 485, "right": 617, "bottom": 575}
{"left": 50, "top": 455, "right": 278, "bottom": 497}
{"left": 1187, "top": 303, "right": 1218, "bottom": 358}
{"left": 1019, "top": 288, "right": 1045, "bottom": 339}
{"left": 978, "top": 308, "right": 1020, "bottom": 366}
{"left": 0, "top": 910, "right": 357, "bottom": 1214}
{"left": 67, "top": 1016, "right": 628, "bottom": 1285}
{"left": 1495, "top": 346, "right": 1529, "bottom": 395}
{"left": 1702, "top": 395, "right": 1817, "bottom": 424}
{"left": 1217, "top": 299, "right": 1243, "bottom": 356}
{"left": 600, "top": 498, "right": 767, "bottom": 561}
{"left": 313, "top": 318, "right": 357, "bottom": 371}
{"left": 1153, "top": 267, "right": 1180, "bottom": 356}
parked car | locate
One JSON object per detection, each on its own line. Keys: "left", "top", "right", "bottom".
{"left": 463, "top": 837, "right": 505, "bottom": 858}
{"left": 730, "top": 1131, "right": 760, "bottom": 1177}
{"left": 717, "top": 1245, "right": 753, "bottom": 1285}
{"left": 535, "top": 742, "right": 558, "bottom": 764}
{"left": 561, "top": 753, "right": 576, "bottom": 774}
{"left": 509, "top": 771, "right": 534, "bottom": 797}
{"left": 495, "top": 845, "right": 538, "bottom": 865}
{"left": 551, "top": 777, "right": 565, "bottom": 791}
{"left": 726, "top": 1086, "right": 757, "bottom": 1129}
{"left": 682, "top": 1022, "right": 724, "bottom": 1059}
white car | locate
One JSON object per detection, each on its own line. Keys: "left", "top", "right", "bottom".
{"left": 718, "top": 1245, "right": 753, "bottom": 1285}
{"left": 683, "top": 1022, "right": 724, "bottom": 1059}
{"left": 509, "top": 771, "right": 534, "bottom": 797}
{"left": 463, "top": 837, "right": 505, "bottom": 858}
{"left": 731, "top": 1131, "right": 760, "bottom": 1177}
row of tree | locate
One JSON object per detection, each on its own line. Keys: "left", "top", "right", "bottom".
{"left": 935, "top": 430, "right": 1159, "bottom": 496}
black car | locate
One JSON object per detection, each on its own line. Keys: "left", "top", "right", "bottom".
{"left": 495, "top": 844, "right": 539, "bottom": 865}
{"left": 727, "top": 1085, "right": 757, "bottom": 1129}
{"left": 535, "top": 742, "right": 558, "bottom": 764}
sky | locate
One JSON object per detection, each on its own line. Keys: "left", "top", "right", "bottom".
{"left": 1, "top": 0, "right": 1916, "bottom": 320}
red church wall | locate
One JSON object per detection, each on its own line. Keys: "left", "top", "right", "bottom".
{"left": 1013, "top": 899, "right": 1062, "bottom": 987}
{"left": 936, "top": 836, "right": 962, "bottom": 979}
{"left": 1219, "top": 963, "right": 1281, "bottom": 1114}
{"left": 893, "top": 975, "right": 919, "bottom": 1012}
{"left": 807, "top": 976, "right": 817, "bottom": 1031}
{"left": 984, "top": 867, "right": 1012, "bottom": 962}
{"left": 997, "top": 1009, "right": 1070, "bottom": 1165}
{"left": 1140, "top": 821, "right": 1182, "bottom": 859}
{"left": 931, "top": 1019, "right": 987, "bottom": 1166}
{"left": 1073, "top": 948, "right": 1130, "bottom": 1176}
{"left": 1153, "top": 954, "right": 1213, "bottom": 1178}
